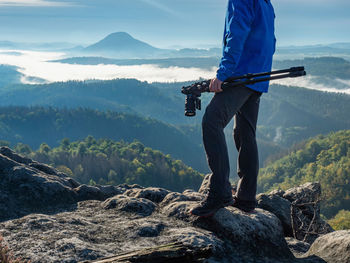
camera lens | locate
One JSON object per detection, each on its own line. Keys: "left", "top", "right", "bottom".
{"left": 185, "top": 95, "right": 196, "bottom": 117}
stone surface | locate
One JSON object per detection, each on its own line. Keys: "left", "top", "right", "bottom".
{"left": 0, "top": 147, "right": 124, "bottom": 221}
{"left": 124, "top": 187, "right": 170, "bottom": 203}
{"left": 283, "top": 182, "right": 322, "bottom": 217}
{"left": 161, "top": 199, "right": 294, "bottom": 260}
{"left": 256, "top": 193, "right": 293, "bottom": 236}
{"left": 303, "top": 230, "right": 350, "bottom": 263}
{"left": 0, "top": 147, "right": 334, "bottom": 263}
{"left": 285, "top": 237, "right": 311, "bottom": 256}
{"left": 257, "top": 182, "right": 333, "bottom": 244}
{"left": 102, "top": 195, "right": 156, "bottom": 216}
{"left": 198, "top": 173, "right": 211, "bottom": 196}
{"left": 159, "top": 191, "right": 202, "bottom": 208}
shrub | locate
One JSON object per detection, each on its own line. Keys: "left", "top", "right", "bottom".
{"left": 328, "top": 210, "right": 350, "bottom": 230}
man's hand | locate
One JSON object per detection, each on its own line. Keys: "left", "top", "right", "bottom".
{"left": 209, "top": 78, "right": 223, "bottom": 93}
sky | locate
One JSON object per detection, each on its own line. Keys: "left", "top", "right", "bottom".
{"left": 0, "top": 0, "right": 349, "bottom": 48}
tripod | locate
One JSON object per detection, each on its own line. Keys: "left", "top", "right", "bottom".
{"left": 181, "top": 67, "right": 306, "bottom": 116}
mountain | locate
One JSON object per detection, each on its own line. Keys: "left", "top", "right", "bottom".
{"left": 80, "top": 32, "right": 221, "bottom": 58}
{"left": 83, "top": 32, "right": 163, "bottom": 58}
{"left": 257, "top": 130, "right": 350, "bottom": 219}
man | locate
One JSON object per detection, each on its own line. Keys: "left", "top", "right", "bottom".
{"left": 190, "top": 0, "right": 276, "bottom": 217}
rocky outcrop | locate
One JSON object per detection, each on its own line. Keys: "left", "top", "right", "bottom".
{"left": 304, "top": 230, "right": 350, "bottom": 263}
{"left": 0, "top": 148, "right": 344, "bottom": 263}
{"left": 257, "top": 182, "right": 334, "bottom": 244}
{"left": 0, "top": 146, "right": 123, "bottom": 221}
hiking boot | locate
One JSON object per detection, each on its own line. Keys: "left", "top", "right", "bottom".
{"left": 231, "top": 196, "right": 256, "bottom": 213}
{"left": 190, "top": 195, "right": 225, "bottom": 217}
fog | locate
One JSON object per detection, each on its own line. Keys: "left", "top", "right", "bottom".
{"left": 0, "top": 49, "right": 216, "bottom": 83}
{"left": 1, "top": 49, "right": 349, "bottom": 95}
{"left": 273, "top": 75, "right": 350, "bottom": 95}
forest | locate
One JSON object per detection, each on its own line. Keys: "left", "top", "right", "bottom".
{"left": 0, "top": 106, "right": 208, "bottom": 173}
{"left": 5, "top": 136, "right": 204, "bottom": 193}
{"left": 258, "top": 129, "right": 350, "bottom": 220}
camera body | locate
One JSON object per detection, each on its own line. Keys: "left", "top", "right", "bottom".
{"left": 181, "top": 80, "right": 210, "bottom": 117}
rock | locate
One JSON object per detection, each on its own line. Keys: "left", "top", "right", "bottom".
{"left": 256, "top": 193, "right": 293, "bottom": 236}
{"left": 182, "top": 189, "right": 204, "bottom": 200}
{"left": 97, "top": 185, "right": 125, "bottom": 197}
{"left": 76, "top": 185, "right": 123, "bottom": 201}
{"left": 269, "top": 188, "right": 285, "bottom": 197}
{"left": 197, "top": 174, "right": 235, "bottom": 197}
{"left": 303, "top": 230, "right": 350, "bottom": 263}
{"left": 284, "top": 182, "right": 334, "bottom": 244}
{"left": 124, "top": 187, "right": 170, "bottom": 203}
{"left": 285, "top": 237, "right": 310, "bottom": 256}
{"left": 0, "top": 147, "right": 126, "bottom": 221}
{"left": 161, "top": 200, "right": 294, "bottom": 261}
{"left": 76, "top": 185, "right": 108, "bottom": 201}
{"left": 0, "top": 151, "right": 79, "bottom": 221}
{"left": 283, "top": 182, "right": 321, "bottom": 217}
{"left": 162, "top": 201, "right": 198, "bottom": 220}
{"left": 102, "top": 195, "right": 156, "bottom": 216}
{"left": 159, "top": 191, "right": 202, "bottom": 208}
{"left": 207, "top": 207, "right": 294, "bottom": 260}
{"left": 258, "top": 182, "right": 333, "bottom": 244}
{"left": 85, "top": 242, "right": 213, "bottom": 263}
{"left": 136, "top": 222, "right": 165, "bottom": 237}
{"left": 198, "top": 174, "right": 211, "bottom": 195}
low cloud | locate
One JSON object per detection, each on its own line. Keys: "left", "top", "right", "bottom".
{"left": 273, "top": 75, "right": 350, "bottom": 95}
{"left": 1, "top": 49, "right": 349, "bottom": 95}
{"left": 0, "top": 49, "right": 216, "bottom": 83}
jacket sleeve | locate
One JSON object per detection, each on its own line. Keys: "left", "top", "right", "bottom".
{"left": 216, "top": 0, "right": 255, "bottom": 81}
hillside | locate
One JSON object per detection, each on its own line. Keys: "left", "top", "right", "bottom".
{"left": 0, "top": 64, "right": 23, "bottom": 87}
{"left": 2, "top": 78, "right": 350, "bottom": 134}
{"left": 2, "top": 79, "right": 350, "bottom": 179}
{"left": 0, "top": 79, "right": 187, "bottom": 124}
{"left": 0, "top": 107, "right": 207, "bottom": 173}
{"left": 15, "top": 137, "right": 203, "bottom": 192}
{"left": 273, "top": 57, "right": 350, "bottom": 79}
{"left": 259, "top": 84, "right": 350, "bottom": 147}
{"left": 258, "top": 130, "right": 350, "bottom": 219}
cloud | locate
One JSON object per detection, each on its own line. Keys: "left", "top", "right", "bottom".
{"left": 139, "top": 0, "right": 179, "bottom": 16}
{"left": 273, "top": 75, "right": 350, "bottom": 95}
{"left": 0, "top": 0, "right": 73, "bottom": 7}
{"left": 1, "top": 49, "right": 349, "bottom": 96}
{"left": 0, "top": 49, "right": 216, "bottom": 83}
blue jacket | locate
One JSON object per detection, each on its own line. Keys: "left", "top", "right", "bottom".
{"left": 216, "top": 0, "right": 276, "bottom": 93}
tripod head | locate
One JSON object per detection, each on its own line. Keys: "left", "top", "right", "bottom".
{"left": 181, "top": 67, "right": 306, "bottom": 117}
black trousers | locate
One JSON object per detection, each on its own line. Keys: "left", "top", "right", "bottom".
{"left": 202, "top": 85, "right": 262, "bottom": 203}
